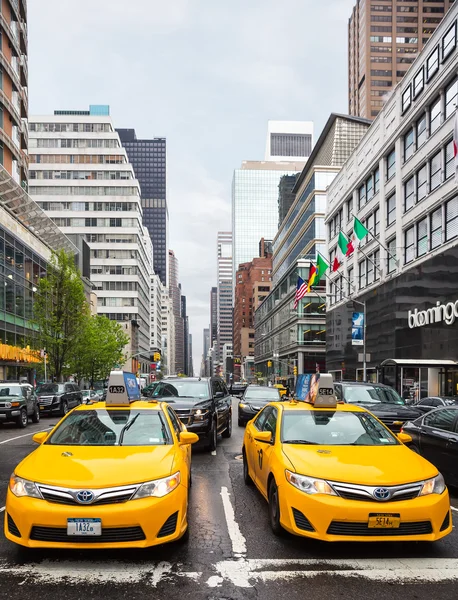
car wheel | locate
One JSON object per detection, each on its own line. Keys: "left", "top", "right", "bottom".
{"left": 60, "top": 400, "right": 68, "bottom": 417}
{"left": 243, "top": 450, "right": 253, "bottom": 486}
{"left": 268, "top": 479, "right": 284, "bottom": 536}
{"left": 238, "top": 417, "right": 244, "bottom": 427}
{"left": 16, "top": 408, "right": 28, "bottom": 429}
{"left": 205, "top": 419, "right": 217, "bottom": 452}
{"left": 222, "top": 411, "right": 232, "bottom": 438}
{"left": 31, "top": 405, "right": 40, "bottom": 424}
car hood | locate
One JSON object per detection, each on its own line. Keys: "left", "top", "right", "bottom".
{"left": 244, "top": 398, "right": 278, "bottom": 406}
{"left": 15, "top": 445, "right": 177, "bottom": 488}
{"left": 160, "top": 398, "right": 210, "bottom": 409}
{"left": 281, "top": 444, "right": 437, "bottom": 485}
{"left": 348, "top": 403, "right": 422, "bottom": 419}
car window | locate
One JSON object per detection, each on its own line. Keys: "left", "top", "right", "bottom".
{"left": 37, "top": 383, "right": 59, "bottom": 394}
{"left": 254, "top": 406, "right": 271, "bottom": 431}
{"left": 423, "top": 409, "right": 458, "bottom": 432}
{"left": 167, "top": 407, "right": 183, "bottom": 437}
{"left": 0, "top": 385, "right": 23, "bottom": 397}
{"left": 334, "top": 384, "right": 342, "bottom": 401}
{"left": 153, "top": 380, "right": 210, "bottom": 399}
{"left": 262, "top": 407, "right": 277, "bottom": 442}
{"left": 245, "top": 387, "right": 281, "bottom": 400}
{"left": 343, "top": 384, "right": 404, "bottom": 405}
{"left": 64, "top": 384, "right": 73, "bottom": 393}
{"left": 419, "top": 398, "right": 441, "bottom": 407}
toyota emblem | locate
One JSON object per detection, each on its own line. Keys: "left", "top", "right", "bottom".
{"left": 76, "top": 490, "right": 95, "bottom": 504}
{"left": 373, "top": 487, "right": 390, "bottom": 501}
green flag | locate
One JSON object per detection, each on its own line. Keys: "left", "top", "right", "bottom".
{"left": 314, "top": 253, "right": 330, "bottom": 286}
{"left": 354, "top": 217, "right": 369, "bottom": 241}
{"left": 337, "top": 231, "right": 349, "bottom": 256}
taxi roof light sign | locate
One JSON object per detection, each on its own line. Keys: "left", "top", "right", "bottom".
{"left": 105, "top": 369, "right": 141, "bottom": 406}
{"left": 294, "top": 373, "right": 337, "bottom": 408}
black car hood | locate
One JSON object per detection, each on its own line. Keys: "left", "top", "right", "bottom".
{"left": 158, "top": 398, "right": 211, "bottom": 409}
{"left": 350, "top": 402, "right": 422, "bottom": 419}
{"left": 244, "top": 398, "right": 278, "bottom": 406}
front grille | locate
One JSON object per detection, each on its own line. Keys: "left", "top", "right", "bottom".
{"left": 157, "top": 511, "right": 178, "bottom": 538}
{"left": 330, "top": 480, "right": 422, "bottom": 503}
{"left": 327, "top": 521, "right": 433, "bottom": 536}
{"left": 7, "top": 514, "right": 21, "bottom": 538}
{"left": 440, "top": 511, "right": 451, "bottom": 532}
{"left": 174, "top": 410, "right": 191, "bottom": 425}
{"left": 30, "top": 526, "right": 145, "bottom": 543}
{"left": 292, "top": 508, "right": 314, "bottom": 532}
{"left": 40, "top": 491, "right": 134, "bottom": 506}
{"left": 337, "top": 489, "right": 419, "bottom": 502}
{"left": 38, "top": 397, "right": 54, "bottom": 406}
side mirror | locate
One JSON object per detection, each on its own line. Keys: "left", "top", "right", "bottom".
{"left": 179, "top": 431, "right": 199, "bottom": 445}
{"left": 32, "top": 432, "right": 48, "bottom": 445}
{"left": 398, "top": 432, "right": 413, "bottom": 444}
{"left": 214, "top": 391, "right": 225, "bottom": 399}
{"left": 255, "top": 431, "right": 273, "bottom": 444}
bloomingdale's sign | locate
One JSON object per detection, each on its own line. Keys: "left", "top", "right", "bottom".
{"left": 408, "top": 300, "right": 458, "bottom": 329}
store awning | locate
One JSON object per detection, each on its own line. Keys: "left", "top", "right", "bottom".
{"left": 380, "top": 359, "right": 458, "bottom": 368}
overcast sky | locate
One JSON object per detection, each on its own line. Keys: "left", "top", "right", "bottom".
{"left": 29, "top": 0, "right": 356, "bottom": 373}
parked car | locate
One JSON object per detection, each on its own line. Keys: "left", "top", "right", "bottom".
{"left": 334, "top": 381, "right": 422, "bottom": 432}
{"left": 412, "top": 396, "right": 458, "bottom": 414}
{"left": 230, "top": 382, "right": 247, "bottom": 397}
{"left": 142, "top": 381, "right": 160, "bottom": 397}
{"left": 151, "top": 377, "right": 232, "bottom": 451}
{"left": 81, "top": 389, "right": 101, "bottom": 404}
{"left": 0, "top": 382, "right": 39, "bottom": 428}
{"left": 36, "top": 382, "right": 83, "bottom": 416}
{"left": 238, "top": 385, "right": 281, "bottom": 426}
{"left": 402, "top": 406, "right": 458, "bottom": 487}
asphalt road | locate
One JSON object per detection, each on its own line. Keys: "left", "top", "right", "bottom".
{"left": 1, "top": 399, "right": 458, "bottom": 600}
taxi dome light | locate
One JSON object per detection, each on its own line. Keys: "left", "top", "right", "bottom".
{"left": 105, "top": 369, "right": 141, "bottom": 406}
{"left": 293, "top": 373, "right": 337, "bottom": 407}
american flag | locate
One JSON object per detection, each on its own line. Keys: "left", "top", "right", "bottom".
{"left": 293, "top": 276, "right": 307, "bottom": 310}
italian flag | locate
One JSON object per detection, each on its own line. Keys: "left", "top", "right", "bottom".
{"left": 337, "top": 231, "right": 352, "bottom": 259}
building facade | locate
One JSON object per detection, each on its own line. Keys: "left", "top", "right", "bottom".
{"left": 117, "top": 129, "right": 168, "bottom": 285}
{"left": 202, "top": 327, "right": 210, "bottom": 376}
{"left": 349, "top": 0, "right": 455, "bottom": 119}
{"left": 265, "top": 121, "right": 314, "bottom": 161}
{"left": 210, "top": 286, "right": 217, "bottom": 347}
{"left": 327, "top": 3, "right": 458, "bottom": 398}
{"left": 255, "top": 114, "right": 371, "bottom": 383}
{"left": 181, "top": 294, "right": 189, "bottom": 375}
{"left": 278, "top": 174, "right": 300, "bottom": 228}
{"left": 188, "top": 333, "right": 193, "bottom": 376}
{"left": 217, "top": 232, "right": 233, "bottom": 374}
{"left": 150, "top": 273, "right": 163, "bottom": 353}
{"left": 168, "top": 249, "right": 184, "bottom": 373}
{"left": 161, "top": 289, "right": 175, "bottom": 376}
{"left": 29, "top": 106, "right": 153, "bottom": 373}
{"left": 233, "top": 240, "right": 273, "bottom": 381}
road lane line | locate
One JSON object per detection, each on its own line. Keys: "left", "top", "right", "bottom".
{"left": 220, "top": 486, "right": 247, "bottom": 557}
{"left": 0, "top": 427, "right": 52, "bottom": 445}
{"left": 0, "top": 506, "right": 5, "bottom": 513}
{"left": 451, "top": 506, "right": 458, "bottom": 513}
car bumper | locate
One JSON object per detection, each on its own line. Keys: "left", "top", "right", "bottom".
{"left": 238, "top": 406, "right": 260, "bottom": 422}
{"left": 4, "top": 485, "right": 188, "bottom": 549}
{"left": 38, "top": 403, "right": 61, "bottom": 414}
{"left": 277, "top": 482, "right": 452, "bottom": 542}
{"left": 0, "top": 409, "right": 21, "bottom": 421}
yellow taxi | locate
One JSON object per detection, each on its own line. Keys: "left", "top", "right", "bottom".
{"left": 273, "top": 384, "right": 287, "bottom": 397}
{"left": 4, "top": 369, "right": 198, "bottom": 549}
{"left": 242, "top": 374, "right": 452, "bottom": 542}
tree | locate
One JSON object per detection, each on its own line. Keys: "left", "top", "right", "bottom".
{"left": 70, "top": 315, "right": 129, "bottom": 387}
{"left": 34, "top": 249, "right": 89, "bottom": 381}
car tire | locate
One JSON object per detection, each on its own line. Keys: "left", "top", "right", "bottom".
{"left": 16, "top": 408, "right": 28, "bottom": 429}
{"left": 238, "top": 417, "right": 245, "bottom": 427}
{"left": 31, "top": 405, "right": 40, "bottom": 424}
{"left": 268, "top": 479, "right": 284, "bottom": 536}
{"left": 205, "top": 419, "right": 217, "bottom": 452}
{"left": 60, "top": 400, "right": 68, "bottom": 417}
{"left": 243, "top": 450, "right": 253, "bottom": 486}
{"left": 222, "top": 411, "right": 232, "bottom": 438}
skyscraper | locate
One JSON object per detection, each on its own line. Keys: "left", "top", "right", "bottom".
{"left": 29, "top": 106, "right": 154, "bottom": 374}
{"left": 181, "top": 294, "right": 188, "bottom": 375}
{"left": 117, "top": 129, "right": 167, "bottom": 284}
{"left": 168, "top": 249, "right": 184, "bottom": 374}
{"left": 265, "top": 121, "right": 314, "bottom": 161}
{"left": 278, "top": 174, "right": 300, "bottom": 228}
{"left": 210, "top": 286, "right": 218, "bottom": 347}
{"left": 217, "top": 232, "right": 233, "bottom": 373}
{"left": 349, "top": 0, "right": 455, "bottom": 119}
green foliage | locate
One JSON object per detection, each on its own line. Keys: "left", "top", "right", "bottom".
{"left": 34, "top": 249, "right": 89, "bottom": 381}
{"left": 70, "top": 315, "right": 129, "bottom": 386}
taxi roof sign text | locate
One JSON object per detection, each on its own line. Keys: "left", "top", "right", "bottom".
{"left": 105, "top": 369, "right": 141, "bottom": 406}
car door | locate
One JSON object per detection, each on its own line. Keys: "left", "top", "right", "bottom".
{"left": 212, "top": 379, "right": 225, "bottom": 433}
{"left": 64, "top": 384, "right": 75, "bottom": 408}
{"left": 166, "top": 406, "right": 191, "bottom": 480}
{"left": 22, "top": 385, "right": 33, "bottom": 416}
{"left": 419, "top": 408, "right": 458, "bottom": 475}
{"left": 254, "top": 407, "right": 279, "bottom": 498}
{"left": 220, "top": 381, "right": 231, "bottom": 426}
{"left": 245, "top": 407, "right": 270, "bottom": 485}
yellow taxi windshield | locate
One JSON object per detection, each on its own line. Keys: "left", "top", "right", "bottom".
{"left": 281, "top": 410, "right": 399, "bottom": 446}
{"left": 46, "top": 409, "right": 172, "bottom": 447}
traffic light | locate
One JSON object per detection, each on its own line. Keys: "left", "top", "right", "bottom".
{"left": 153, "top": 352, "right": 161, "bottom": 362}
{"left": 267, "top": 360, "right": 272, "bottom": 367}
{"left": 293, "top": 366, "right": 298, "bottom": 376}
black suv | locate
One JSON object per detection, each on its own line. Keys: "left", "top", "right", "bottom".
{"left": 0, "top": 382, "right": 39, "bottom": 428}
{"left": 334, "top": 381, "right": 422, "bottom": 432}
{"left": 151, "top": 377, "right": 232, "bottom": 451}
{"left": 36, "top": 382, "right": 83, "bottom": 416}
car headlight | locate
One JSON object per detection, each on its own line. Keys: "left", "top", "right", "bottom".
{"left": 9, "top": 474, "right": 42, "bottom": 499}
{"left": 239, "top": 403, "right": 247, "bottom": 409}
{"left": 285, "top": 470, "right": 336, "bottom": 495}
{"left": 4, "top": 402, "right": 12, "bottom": 409}
{"left": 191, "top": 404, "right": 211, "bottom": 420}
{"left": 132, "top": 472, "right": 181, "bottom": 499}
{"left": 420, "top": 473, "right": 446, "bottom": 496}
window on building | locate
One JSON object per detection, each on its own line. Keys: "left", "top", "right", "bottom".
{"left": 405, "top": 226, "right": 415, "bottom": 264}
{"left": 358, "top": 183, "right": 366, "bottom": 210}
{"left": 374, "top": 167, "right": 380, "bottom": 193}
{"left": 387, "top": 193, "right": 396, "bottom": 225}
{"left": 404, "top": 176, "right": 415, "bottom": 211}
{"left": 404, "top": 128, "right": 414, "bottom": 160}
{"left": 374, "top": 207, "right": 380, "bottom": 236}
{"left": 413, "top": 67, "right": 424, "bottom": 98}
{"left": 442, "top": 22, "right": 457, "bottom": 60}
{"left": 359, "top": 260, "right": 366, "bottom": 290}
{"left": 430, "top": 97, "right": 441, "bottom": 134}
{"left": 426, "top": 45, "right": 440, "bottom": 81}
{"left": 445, "top": 139, "right": 454, "bottom": 179}
{"left": 347, "top": 267, "right": 354, "bottom": 296}
{"left": 417, "top": 164, "right": 427, "bottom": 202}
{"left": 417, "top": 218, "right": 428, "bottom": 257}
{"left": 446, "top": 197, "right": 458, "bottom": 241}
{"left": 366, "top": 174, "right": 374, "bottom": 201}
{"left": 386, "top": 149, "right": 395, "bottom": 179}
{"left": 367, "top": 255, "right": 374, "bottom": 285}
{"left": 416, "top": 113, "right": 427, "bottom": 147}
{"left": 347, "top": 197, "right": 353, "bottom": 222}
{"left": 430, "top": 207, "right": 442, "bottom": 249}
{"left": 388, "top": 237, "right": 397, "bottom": 273}
{"left": 373, "top": 249, "right": 380, "bottom": 281}
{"left": 445, "top": 79, "right": 458, "bottom": 119}
{"left": 430, "top": 151, "right": 441, "bottom": 191}
{"left": 401, "top": 86, "right": 411, "bottom": 112}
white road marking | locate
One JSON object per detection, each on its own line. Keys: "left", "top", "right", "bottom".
{"left": 0, "top": 428, "right": 52, "bottom": 445}
{"left": 0, "top": 506, "right": 5, "bottom": 513}
{"left": 220, "top": 486, "right": 247, "bottom": 557}
{"left": 451, "top": 506, "right": 458, "bottom": 513}
{"left": 211, "top": 450, "right": 216, "bottom": 456}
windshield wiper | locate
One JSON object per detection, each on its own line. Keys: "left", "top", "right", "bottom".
{"left": 283, "top": 439, "right": 318, "bottom": 445}
{"left": 119, "top": 413, "right": 140, "bottom": 446}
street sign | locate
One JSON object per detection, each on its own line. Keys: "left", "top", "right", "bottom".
{"left": 358, "top": 353, "right": 371, "bottom": 362}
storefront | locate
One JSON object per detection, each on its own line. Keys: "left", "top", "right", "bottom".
{"left": 326, "top": 246, "right": 458, "bottom": 397}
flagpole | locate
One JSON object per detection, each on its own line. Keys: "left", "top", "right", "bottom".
{"left": 357, "top": 244, "right": 381, "bottom": 273}
{"left": 349, "top": 213, "right": 398, "bottom": 265}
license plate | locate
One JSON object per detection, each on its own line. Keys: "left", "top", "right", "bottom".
{"left": 67, "top": 518, "right": 101, "bottom": 536}
{"left": 368, "top": 513, "right": 400, "bottom": 529}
